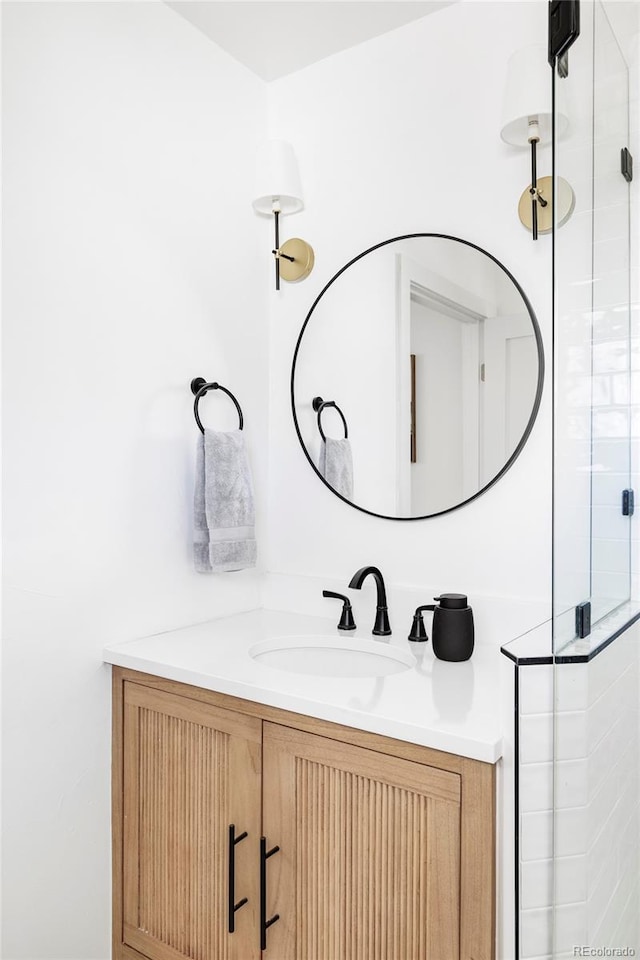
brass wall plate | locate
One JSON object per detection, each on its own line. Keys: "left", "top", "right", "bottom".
{"left": 279, "top": 238, "right": 315, "bottom": 283}
{"left": 518, "top": 175, "right": 575, "bottom": 234}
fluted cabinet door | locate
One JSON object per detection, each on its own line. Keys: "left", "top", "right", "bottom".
{"left": 121, "top": 683, "right": 261, "bottom": 960}
{"left": 261, "top": 722, "right": 462, "bottom": 960}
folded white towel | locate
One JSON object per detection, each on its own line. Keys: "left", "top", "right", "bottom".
{"left": 318, "top": 438, "right": 354, "bottom": 500}
{"left": 194, "top": 429, "right": 257, "bottom": 573}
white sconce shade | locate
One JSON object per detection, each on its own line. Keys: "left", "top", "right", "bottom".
{"left": 251, "top": 139, "right": 313, "bottom": 290}
{"left": 500, "top": 43, "right": 574, "bottom": 241}
{"left": 252, "top": 140, "right": 304, "bottom": 216}
{"left": 500, "top": 44, "right": 569, "bottom": 146}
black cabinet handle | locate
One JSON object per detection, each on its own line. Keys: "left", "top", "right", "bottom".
{"left": 260, "top": 836, "right": 280, "bottom": 950}
{"left": 228, "top": 824, "right": 248, "bottom": 933}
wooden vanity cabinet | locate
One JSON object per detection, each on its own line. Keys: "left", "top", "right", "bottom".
{"left": 113, "top": 668, "right": 495, "bottom": 960}
{"left": 118, "top": 681, "right": 261, "bottom": 960}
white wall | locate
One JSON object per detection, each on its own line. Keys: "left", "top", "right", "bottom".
{"left": 265, "top": 0, "right": 553, "bottom": 606}
{"left": 1, "top": 3, "right": 266, "bottom": 957}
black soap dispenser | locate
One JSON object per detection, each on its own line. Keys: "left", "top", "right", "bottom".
{"left": 431, "top": 593, "right": 474, "bottom": 662}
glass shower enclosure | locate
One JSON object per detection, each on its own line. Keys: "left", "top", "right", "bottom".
{"left": 552, "top": 0, "right": 638, "bottom": 955}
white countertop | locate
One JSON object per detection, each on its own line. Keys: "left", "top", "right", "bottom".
{"left": 103, "top": 608, "right": 503, "bottom": 763}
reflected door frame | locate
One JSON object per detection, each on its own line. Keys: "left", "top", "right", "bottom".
{"left": 395, "top": 254, "right": 488, "bottom": 516}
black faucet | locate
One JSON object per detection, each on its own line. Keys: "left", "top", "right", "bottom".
{"left": 348, "top": 566, "right": 391, "bottom": 636}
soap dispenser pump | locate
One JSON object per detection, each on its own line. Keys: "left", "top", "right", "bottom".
{"left": 431, "top": 593, "right": 474, "bottom": 662}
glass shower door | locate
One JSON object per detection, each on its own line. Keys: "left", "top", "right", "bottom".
{"left": 553, "top": 0, "right": 632, "bottom": 651}
{"left": 552, "top": 2, "right": 637, "bottom": 957}
{"left": 589, "top": 2, "right": 632, "bottom": 625}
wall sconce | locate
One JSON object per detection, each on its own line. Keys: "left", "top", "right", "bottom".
{"left": 252, "top": 140, "right": 315, "bottom": 290}
{"left": 500, "top": 44, "right": 575, "bottom": 240}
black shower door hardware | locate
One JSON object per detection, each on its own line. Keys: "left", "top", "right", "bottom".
{"left": 621, "top": 148, "right": 633, "bottom": 183}
{"left": 622, "top": 489, "right": 635, "bottom": 517}
{"left": 260, "top": 836, "right": 280, "bottom": 950}
{"left": 575, "top": 600, "right": 591, "bottom": 640}
{"left": 548, "top": 0, "right": 580, "bottom": 76}
{"left": 227, "top": 824, "right": 249, "bottom": 933}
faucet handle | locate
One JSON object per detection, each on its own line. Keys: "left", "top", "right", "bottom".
{"left": 408, "top": 604, "right": 436, "bottom": 642}
{"left": 322, "top": 591, "right": 357, "bottom": 630}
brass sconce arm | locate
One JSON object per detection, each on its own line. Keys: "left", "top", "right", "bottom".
{"left": 271, "top": 209, "right": 314, "bottom": 291}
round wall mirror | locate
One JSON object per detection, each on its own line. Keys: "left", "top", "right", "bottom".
{"left": 291, "top": 234, "right": 544, "bottom": 520}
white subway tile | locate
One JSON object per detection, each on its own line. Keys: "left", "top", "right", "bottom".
{"left": 593, "top": 339, "right": 629, "bottom": 375}
{"left": 521, "top": 810, "right": 553, "bottom": 862}
{"left": 587, "top": 776, "right": 620, "bottom": 845}
{"left": 556, "top": 664, "right": 588, "bottom": 712}
{"left": 588, "top": 668, "right": 635, "bottom": 752}
{"left": 594, "top": 270, "right": 630, "bottom": 310}
{"left": 594, "top": 471, "right": 631, "bottom": 503}
{"left": 520, "top": 762, "right": 553, "bottom": 813}
{"left": 616, "top": 812, "right": 639, "bottom": 892}
{"left": 589, "top": 719, "right": 624, "bottom": 796}
{"left": 612, "top": 781, "right": 640, "bottom": 858}
{"left": 610, "top": 880, "right": 640, "bottom": 953}
{"left": 615, "top": 746, "right": 639, "bottom": 810}
{"left": 593, "top": 409, "right": 630, "bottom": 441}
{"left": 591, "top": 473, "right": 631, "bottom": 507}
{"left": 521, "top": 907, "right": 553, "bottom": 959}
{"left": 590, "top": 876, "right": 638, "bottom": 949}
{"left": 521, "top": 859, "right": 553, "bottom": 910}
{"left": 587, "top": 805, "right": 620, "bottom": 882}
{"left": 520, "top": 714, "right": 554, "bottom": 764}
{"left": 591, "top": 202, "right": 629, "bottom": 244}
{"left": 593, "top": 164, "right": 626, "bottom": 206}
{"left": 555, "top": 902, "right": 589, "bottom": 954}
{"left": 591, "top": 505, "right": 630, "bottom": 541}
{"left": 588, "top": 635, "right": 637, "bottom": 705}
{"left": 556, "top": 759, "right": 589, "bottom": 809}
{"left": 519, "top": 665, "right": 554, "bottom": 715}
{"left": 555, "top": 855, "right": 588, "bottom": 906}
{"left": 611, "top": 371, "right": 631, "bottom": 406}
{"left": 556, "top": 711, "right": 588, "bottom": 761}
{"left": 556, "top": 806, "right": 588, "bottom": 858}
{"left": 594, "top": 236, "right": 630, "bottom": 278}
{"left": 587, "top": 846, "right": 619, "bottom": 935}
{"left": 590, "top": 571, "right": 631, "bottom": 604}
{"left": 592, "top": 438, "right": 631, "bottom": 474}
{"left": 592, "top": 538, "right": 632, "bottom": 574}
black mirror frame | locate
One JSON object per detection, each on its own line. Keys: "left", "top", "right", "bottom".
{"left": 290, "top": 233, "right": 545, "bottom": 521}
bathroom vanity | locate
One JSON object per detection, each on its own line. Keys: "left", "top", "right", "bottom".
{"left": 106, "top": 609, "right": 500, "bottom": 960}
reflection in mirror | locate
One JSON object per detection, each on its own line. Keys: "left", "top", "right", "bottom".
{"left": 291, "top": 235, "right": 543, "bottom": 520}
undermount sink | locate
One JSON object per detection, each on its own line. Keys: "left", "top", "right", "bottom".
{"left": 249, "top": 635, "right": 416, "bottom": 678}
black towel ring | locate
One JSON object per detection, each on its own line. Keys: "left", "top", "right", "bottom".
{"left": 190, "top": 377, "right": 244, "bottom": 433}
{"left": 312, "top": 396, "right": 348, "bottom": 442}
